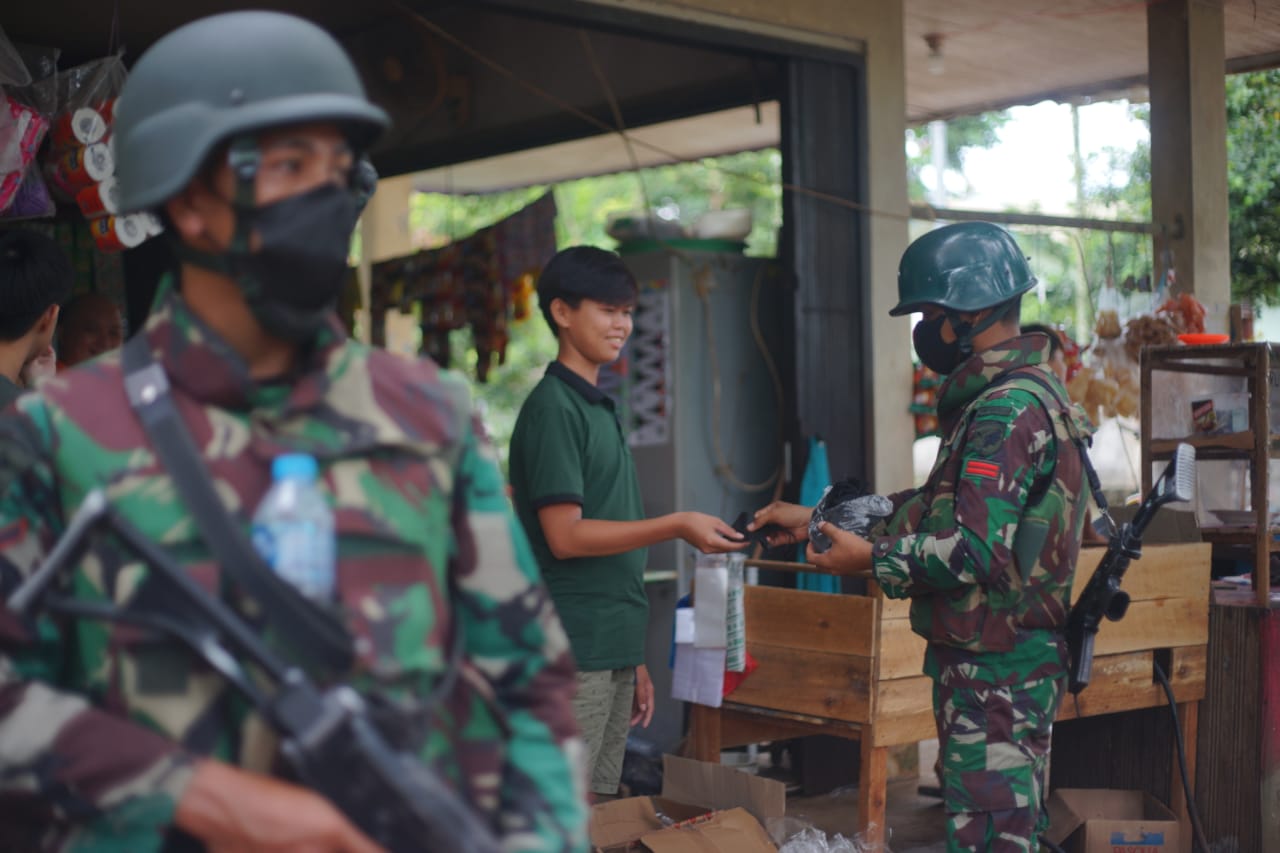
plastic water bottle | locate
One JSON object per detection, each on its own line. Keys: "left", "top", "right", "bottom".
{"left": 251, "top": 453, "right": 336, "bottom": 601}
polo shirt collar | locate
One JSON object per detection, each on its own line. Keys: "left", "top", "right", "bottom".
{"left": 547, "top": 360, "right": 612, "bottom": 407}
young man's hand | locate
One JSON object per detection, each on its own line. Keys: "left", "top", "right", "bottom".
{"left": 749, "top": 501, "right": 812, "bottom": 547}
{"left": 175, "top": 759, "right": 386, "bottom": 853}
{"left": 805, "top": 522, "right": 873, "bottom": 575}
{"left": 678, "top": 512, "right": 746, "bottom": 553}
{"left": 631, "top": 664, "right": 654, "bottom": 727}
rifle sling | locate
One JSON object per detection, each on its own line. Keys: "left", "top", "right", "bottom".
{"left": 121, "top": 335, "right": 354, "bottom": 675}
{"left": 989, "top": 365, "right": 1113, "bottom": 521}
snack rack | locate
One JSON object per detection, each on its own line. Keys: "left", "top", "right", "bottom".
{"left": 1140, "top": 341, "right": 1280, "bottom": 606}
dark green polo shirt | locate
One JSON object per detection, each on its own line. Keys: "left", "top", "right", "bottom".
{"left": 509, "top": 361, "right": 648, "bottom": 671}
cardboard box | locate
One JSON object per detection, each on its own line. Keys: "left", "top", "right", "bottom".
{"left": 589, "top": 754, "right": 785, "bottom": 852}
{"left": 1046, "top": 788, "right": 1181, "bottom": 853}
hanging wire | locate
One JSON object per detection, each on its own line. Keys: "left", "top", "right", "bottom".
{"left": 108, "top": 0, "right": 122, "bottom": 55}
{"left": 575, "top": 24, "right": 785, "bottom": 495}
{"left": 578, "top": 30, "right": 654, "bottom": 220}
{"left": 386, "top": 0, "right": 912, "bottom": 225}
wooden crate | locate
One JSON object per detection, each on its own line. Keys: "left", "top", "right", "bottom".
{"left": 688, "top": 542, "right": 1211, "bottom": 847}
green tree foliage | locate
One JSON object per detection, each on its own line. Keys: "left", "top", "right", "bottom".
{"left": 907, "top": 103, "right": 1165, "bottom": 344}
{"left": 1084, "top": 71, "right": 1280, "bottom": 308}
{"left": 906, "top": 113, "right": 1010, "bottom": 199}
{"left": 1225, "top": 69, "right": 1280, "bottom": 307}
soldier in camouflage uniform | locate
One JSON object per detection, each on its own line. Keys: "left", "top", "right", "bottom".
{"left": 0, "top": 11, "right": 586, "bottom": 853}
{"left": 753, "top": 222, "right": 1092, "bottom": 852}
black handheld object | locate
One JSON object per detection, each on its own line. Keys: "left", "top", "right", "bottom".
{"left": 1064, "top": 443, "right": 1196, "bottom": 696}
{"left": 6, "top": 490, "right": 501, "bottom": 853}
{"left": 731, "top": 511, "right": 784, "bottom": 546}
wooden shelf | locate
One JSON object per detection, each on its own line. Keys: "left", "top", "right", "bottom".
{"left": 1142, "top": 343, "right": 1280, "bottom": 607}
{"left": 1200, "top": 529, "right": 1280, "bottom": 549}
{"left": 1147, "top": 432, "right": 1280, "bottom": 457}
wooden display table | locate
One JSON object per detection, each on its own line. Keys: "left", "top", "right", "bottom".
{"left": 686, "top": 543, "right": 1211, "bottom": 849}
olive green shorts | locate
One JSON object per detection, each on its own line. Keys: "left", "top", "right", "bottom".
{"left": 573, "top": 667, "right": 636, "bottom": 795}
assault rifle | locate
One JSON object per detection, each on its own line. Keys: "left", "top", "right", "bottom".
{"left": 7, "top": 489, "right": 501, "bottom": 853}
{"left": 1065, "top": 442, "right": 1196, "bottom": 696}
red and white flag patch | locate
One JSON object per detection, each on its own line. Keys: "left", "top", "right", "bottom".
{"left": 963, "top": 459, "right": 1000, "bottom": 481}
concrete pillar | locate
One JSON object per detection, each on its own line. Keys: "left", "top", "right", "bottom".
{"left": 1147, "top": 0, "right": 1231, "bottom": 328}
{"left": 356, "top": 173, "right": 415, "bottom": 347}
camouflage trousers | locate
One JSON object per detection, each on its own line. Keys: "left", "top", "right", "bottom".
{"left": 932, "top": 674, "right": 1065, "bottom": 852}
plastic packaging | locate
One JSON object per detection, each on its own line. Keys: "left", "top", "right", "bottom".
{"left": 0, "top": 24, "right": 32, "bottom": 88}
{"left": 725, "top": 553, "right": 746, "bottom": 672}
{"left": 251, "top": 453, "right": 336, "bottom": 601}
{"left": 809, "top": 479, "right": 894, "bottom": 554}
{"left": 0, "top": 93, "right": 50, "bottom": 218}
{"left": 769, "top": 817, "right": 893, "bottom": 853}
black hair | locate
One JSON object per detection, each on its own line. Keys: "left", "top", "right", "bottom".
{"left": 1021, "top": 321, "right": 1063, "bottom": 356}
{"left": 536, "top": 246, "right": 637, "bottom": 336}
{"left": 0, "top": 229, "right": 75, "bottom": 342}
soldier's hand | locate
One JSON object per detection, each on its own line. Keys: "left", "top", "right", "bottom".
{"left": 750, "top": 501, "right": 811, "bottom": 547}
{"left": 805, "top": 522, "right": 873, "bottom": 575}
{"left": 176, "top": 759, "right": 386, "bottom": 853}
{"left": 678, "top": 511, "right": 746, "bottom": 553}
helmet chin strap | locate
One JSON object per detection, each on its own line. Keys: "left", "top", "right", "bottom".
{"left": 167, "top": 136, "right": 261, "bottom": 283}
{"left": 945, "top": 300, "right": 1016, "bottom": 357}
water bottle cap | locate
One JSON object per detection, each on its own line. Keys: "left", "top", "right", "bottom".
{"left": 272, "top": 453, "right": 318, "bottom": 481}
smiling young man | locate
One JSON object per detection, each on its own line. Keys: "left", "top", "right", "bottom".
{"left": 509, "top": 246, "right": 743, "bottom": 802}
{"left": 0, "top": 12, "right": 585, "bottom": 853}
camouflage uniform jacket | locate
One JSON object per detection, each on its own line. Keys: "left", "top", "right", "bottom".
{"left": 0, "top": 284, "right": 587, "bottom": 852}
{"left": 872, "top": 335, "right": 1093, "bottom": 688}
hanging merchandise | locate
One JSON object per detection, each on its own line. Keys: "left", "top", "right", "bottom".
{"left": 369, "top": 192, "right": 557, "bottom": 380}
{"left": 0, "top": 92, "right": 50, "bottom": 219}
{"left": 910, "top": 363, "right": 942, "bottom": 438}
{"left": 35, "top": 53, "right": 161, "bottom": 250}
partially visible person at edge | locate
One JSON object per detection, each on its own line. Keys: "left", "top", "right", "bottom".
{"left": 0, "top": 12, "right": 585, "bottom": 853}
{"left": 0, "top": 230, "right": 71, "bottom": 405}
{"left": 508, "top": 246, "right": 745, "bottom": 803}
{"left": 752, "top": 223, "right": 1093, "bottom": 852}
{"left": 56, "top": 290, "right": 125, "bottom": 368}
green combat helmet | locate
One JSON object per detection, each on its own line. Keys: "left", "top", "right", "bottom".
{"left": 114, "top": 10, "right": 389, "bottom": 213}
{"left": 891, "top": 221, "right": 1037, "bottom": 359}
{"left": 890, "top": 221, "right": 1037, "bottom": 317}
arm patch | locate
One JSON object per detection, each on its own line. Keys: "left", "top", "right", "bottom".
{"left": 966, "top": 420, "right": 1006, "bottom": 458}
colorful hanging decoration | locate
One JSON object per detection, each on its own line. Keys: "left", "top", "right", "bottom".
{"left": 910, "top": 364, "right": 942, "bottom": 439}
{"left": 370, "top": 192, "right": 557, "bottom": 380}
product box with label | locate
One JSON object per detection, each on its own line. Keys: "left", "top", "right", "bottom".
{"left": 1045, "top": 788, "right": 1180, "bottom": 853}
{"left": 589, "top": 754, "right": 785, "bottom": 853}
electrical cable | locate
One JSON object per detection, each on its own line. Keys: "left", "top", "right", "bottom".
{"left": 386, "top": 0, "right": 912, "bottom": 226}
{"left": 1153, "top": 658, "right": 1212, "bottom": 853}
{"left": 390, "top": 0, "right": 1178, "bottom": 239}
{"left": 569, "top": 26, "right": 788, "bottom": 498}
{"left": 694, "top": 264, "right": 786, "bottom": 494}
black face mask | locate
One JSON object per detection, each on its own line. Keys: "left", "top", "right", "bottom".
{"left": 913, "top": 313, "right": 964, "bottom": 375}
{"left": 233, "top": 183, "right": 359, "bottom": 342}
